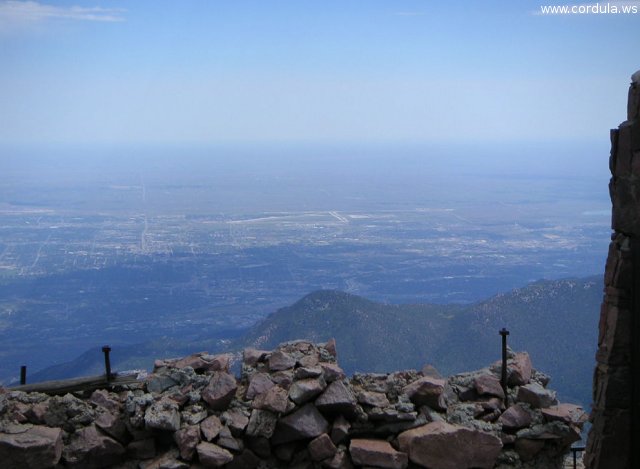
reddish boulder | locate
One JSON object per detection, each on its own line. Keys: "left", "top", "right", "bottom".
{"left": 243, "top": 348, "right": 269, "bottom": 367}
{"left": 308, "top": 433, "right": 337, "bottom": 461}
{"left": 315, "top": 380, "right": 357, "bottom": 416}
{"left": 289, "top": 378, "right": 326, "bottom": 405}
{"left": 200, "top": 415, "right": 223, "bottom": 441}
{"left": 320, "top": 363, "right": 346, "bottom": 382}
{"left": 349, "top": 438, "right": 408, "bottom": 469}
{"left": 269, "top": 351, "right": 296, "bottom": 371}
{"left": 196, "top": 441, "right": 234, "bottom": 467}
{"left": 95, "top": 411, "right": 127, "bottom": 443}
{"left": 202, "top": 372, "right": 238, "bottom": 410}
{"left": 298, "top": 354, "right": 320, "bottom": 368}
{"left": 357, "top": 391, "right": 390, "bottom": 408}
{"left": 163, "top": 352, "right": 231, "bottom": 373}
{"left": 295, "top": 366, "right": 323, "bottom": 379}
{"left": 62, "top": 424, "right": 125, "bottom": 468}
{"left": 398, "top": 421, "right": 502, "bottom": 469}
{"left": 201, "top": 353, "right": 232, "bottom": 372}
{"left": 245, "top": 372, "right": 274, "bottom": 400}
{"left": 324, "top": 448, "right": 354, "bottom": 469}
{"left": 541, "top": 403, "right": 587, "bottom": 425}
{"left": 331, "top": 415, "right": 351, "bottom": 444}
{"left": 0, "top": 425, "right": 63, "bottom": 469}
{"left": 474, "top": 374, "right": 505, "bottom": 399}
{"left": 421, "top": 364, "right": 443, "bottom": 379}
{"left": 222, "top": 408, "right": 249, "bottom": 436}
{"left": 498, "top": 404, "right": 533, "bottom": 433}
{"left": 216, "top": 425, "right": 242, "bottom": 452}
{"left": 402, "top": 376, "right": 447, "bottom": 411}
{"left": 24, "top": 403, "right": 48, "bottom": 425}
{"left": 517, "top": 382, "right": 557, "bottom": 408}
{"left": 252, "top": 385, "right": 289, "bottom": 413}
{"left": 271, "top": 370, "right": 294, "bottom": 388}
{"left": 90, "top": 390, "right": 121, "bottom": 413}
{"left": 272, "top": 404, "right": 329, "bottom": 444}
{"left": 174, "top": 425, "right": 200, "bottom": 461}
{"left": 325, "top": 338, "right": 338, "bottom": 357}
{"left": 508, "top": 352, "right": 532, "bottom": 386}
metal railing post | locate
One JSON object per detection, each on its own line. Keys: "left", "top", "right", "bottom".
{"left": 499, "top": 328, "right": 510, "bottom": 406}
{"left": 102, "top": 345, "right": 112, "bottom": 381}
{"left": 570, "top": 445, "right": 585, "bottom": 469}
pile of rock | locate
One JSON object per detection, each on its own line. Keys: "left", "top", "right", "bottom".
{"left": 0, "top": 340, "right": 586, "bottom": 468}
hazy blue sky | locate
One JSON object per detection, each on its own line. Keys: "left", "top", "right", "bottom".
{"left": 0, "top": 0, "right": 638, "bottom": 145}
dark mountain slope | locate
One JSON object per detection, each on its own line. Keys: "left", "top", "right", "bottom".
{"left": 240, "top": 290, "right": 464, "bottom": 373}
{"left": 437, "top": 275, "right": 602, "bottom": 403}
{"left": 240, "top": 276, "right": 602, "bottom": 404}
{"left": 28, "top": 276, "right": 602, "bottom": 406}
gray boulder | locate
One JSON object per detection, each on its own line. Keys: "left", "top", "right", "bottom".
{"left": 144, "top": 399, "right": 181, "bottom": 432}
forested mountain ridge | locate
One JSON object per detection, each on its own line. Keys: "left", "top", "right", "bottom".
{"left": 240, "top": 276, "right": 601, "bottom": 404}
{"left": 30, "top": 276, "right": 602, "bottom": 406}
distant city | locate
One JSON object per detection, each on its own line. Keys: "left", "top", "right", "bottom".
{"left": 0, "top": 143, "right": 611, "bottom": 384}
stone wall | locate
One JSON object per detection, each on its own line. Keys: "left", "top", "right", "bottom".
{"left": 0, "top": 340, "right": 586, "bottom": 468}
{"left": 585, "top": 70, "right": 640, "bottom": 469}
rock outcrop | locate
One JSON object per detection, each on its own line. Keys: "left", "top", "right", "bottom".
{"left": 585, "top": 70, "right": 640, "bottom": 469}
{"left": 0, "top": 340, "right": 585, "bottom": 468}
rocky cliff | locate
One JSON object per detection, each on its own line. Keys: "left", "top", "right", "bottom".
{"left": 0, "top": 340, "right": 585, "bottom": 468}
{"left": 584, "top": 70, "right": 640, "bottom": 469}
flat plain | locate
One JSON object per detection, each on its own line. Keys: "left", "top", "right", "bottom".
{"left": 0, "top": 143, "right": 611, "bottom": 384}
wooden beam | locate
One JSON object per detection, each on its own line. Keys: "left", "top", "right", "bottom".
{"left": 7, "top": 373, "right": 141, "bottom": 395}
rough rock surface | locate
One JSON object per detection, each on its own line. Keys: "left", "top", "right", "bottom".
{"left": 0, "top": 340, "right": 586, "bottom": 468}
{"left": 315, "top": 380, "right": 357, "bottom": 416}
{"left": 308, "top": 433, "right": 338, "bottom": 461}
{"left": 62, "top": 424, "right": 125, "bottom": 468}
{"left": 272, "top": 403, "right": 329, "bottom": 444}
{"left": 402, "top": 375, "right": 447, "bottom": 410}
{"left": 508, "top": 352, "right": 533, "bottom": 386}
{"left": 398, "top": 421, "right": 502, "bottom": 469}
{"left": 586, "top": 70, "right": 640, "bottom": 469}
{"left": 517, "top": 382, "right": 558, "bottom": 408}
{"left": 196, "top": 441, "right": 233, "bottom": 466}
{"left": 475, "top": 374, "right": 505, "bottom": 399}
{"left": 0, "top": 425, "right": 63, "bottom": 469}
{"left": 201, "top": 372, "right": 237, "bottom": 410}
{"left": 350, "top": 438, "right": 408, "bottom": 469}
{"left": 498, "top": 404, "right": 532, "bottom": 432}
{"left": 144, "top": 398, "right": 181, "bottom": 432}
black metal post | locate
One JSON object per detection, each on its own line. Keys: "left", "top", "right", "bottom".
{"left": 571, "top": 446, "right": 585, "bottom": 469}
{"left": 102, "top": 345, "right": 112, "bottom": 381}
{"left": 499, "top": 328, "right": 510, "bottom": 405}
{"left": 20, "top": 365, "right": 26, "bottom": 385}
